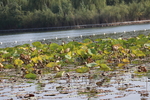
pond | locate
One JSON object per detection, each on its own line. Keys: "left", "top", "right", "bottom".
{"left": 0, "top": 64, "right": 150, "bottom": 100}
{"left": 0, "top": 23, "right": 150, "bottom": 48}
{"left": 0, "top": 24, "right": 150, "bottom": 100}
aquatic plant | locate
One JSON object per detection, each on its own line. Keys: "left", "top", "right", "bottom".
{"left": 0, "top": 34, "right": 150, "bottom": 79}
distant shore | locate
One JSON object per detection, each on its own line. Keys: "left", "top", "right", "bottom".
{"left": 0, "top": 20, "right": 150, "bottom": 33}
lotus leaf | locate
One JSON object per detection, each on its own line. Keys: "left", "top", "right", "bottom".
{"left": 46, "top": 62, "right": 56, "bottom": 68}
{"left": 65, "top": 52, "right": 72, "bottom": 59}
{"left": 32, "top": 41, "right": 43, "bottom": 49}
{"left": 96, "top": 60, "right": 107, "bottom": 65}
{"left": 0, "top": 58, "right": 5, "bottom": 62}
{"left": 92, "top": 54, "right": 104, "bottom": 60}
{"left": 118, "top": 63, "right": 125, "bottom": 67}
{"left": 87, "top": 43, "right": 96, "bottom": 48}
{"left": 50, "top": 43, "right": 62, "bottom": 51}
{"left": 14, "top": 59, "right": 24, "bottom": 66}
{"left": 31, "top": 50, "right": 39, "bottom": 57}
{"left": 144, "top": 43, "right": 150, "bottom": 47}
{"left": 86, "top": 62, "right": 97, "bottom": 67}
{"left": 25, "top": 73, "right": 37, "bottom": 79}
{"left": 26, "top": 63, "right": 34, "bottom": 68}
{"left": 100, "top": 64, "right": 111, "bottom": 71}
{"left": 83, "top": 39, "right": 92, "bottom": 43}
{"left": 31, "top": 56, "right": 42, "bottom": 63}
{"left": 122, "top": 58, "right": 130, "bottom": 63}
{"left": 77, "top": 49, "right": 86, "bottom": 55}
{"left": 4, "top": 64, "right": 15, "bottom": 69}
{"left": 65, "top": 55, "right": 71, "bottom": 59}
{"left": 88, "top": 49, "right": 97, "bottom": 55}
{"left": 76, "top": 66, "right": 89, "bottom": 73}
{"left": 132, "top": 50, "right": 145, "bottom": 57}
{"left": 54, "top": 71, "right": 65, "bottom": 78}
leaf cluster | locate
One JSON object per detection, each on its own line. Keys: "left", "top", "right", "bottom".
{"left": 1, "top": 34, "right": 150, "bottom": 78}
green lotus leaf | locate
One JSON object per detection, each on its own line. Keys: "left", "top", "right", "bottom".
{"left": 65, "top": 54, "right": 71, "bottom": 59}
{"left": 26, "top": 63, "right": 34, "bottom": 68}
{"left": 88, "top": 48, "right": 97, "bottom": 55}
{"left": 54, "top": 71, "right": 65, "bottom": 78}
{"left": 25, "top": 73, "right": 37, "bottom": 79}
{"left": 5, "top": 47, "right": 15, "bottom": 52}
{"left": 46, "top": 62, "right": 56, "bottom": 67}
{"left": 32, "top": 41, "right": 43, "bottom": 49}
{"left": 92, "top": 54, "right": 104, "bottom": 60}
{"left": 2, "top": 52, "right": 12, "bottom": 58}
{"left": 31, "top": 50, "right": 39, "bottom": 57}
{"left": 111, "top": 39, "right": 124, "bottom": 46}
{"left": 1, "top": 48, "right": 16, "bottom": 58}
{"left": 131, "top": 60, "right": 139, "bottom": 64}
{"left": 96, "top": 60, "right": 107, "bottom": 65}
{"left": 83, "top": 39, "right": 92, "bottom": 43}
{"left": 63, "top": 42, "right": 74, "bottom": 50}
{"left": 76, "top": 49, "right": 86, "bottom": 55}
{"left": 14, "top": 59, "right": 24, "bottom": 66}
{"left": 50, "top": 43, "right": 62, "bottom": 51}
{"left": 100, "top": 64, "right": 111, "bottom": 71}
{"left": 86, "top": 62, "right": 97, "bottom": 67}
{"left": 41, "top": 55, "right": 50, "bottom": 60}
{"left": 95, "top": 38, "right": 102, "bottom": 42}
{"left": 87, "top": 43, "right": 96, "bottom": 48}
{"left": 132, "top": 50, "right": 145, "bottom": 57}
{"left": 144, "top": 43, "right": 150, "bottom": 47}
{"left": 76, "top": 66, "right": 89, "bottom": 73}
{"left": 4, "top": 64, "right": 15, "bottom": 69}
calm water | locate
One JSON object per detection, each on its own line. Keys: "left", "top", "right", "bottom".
{"left": 0, "top": 23, "right": 150, "bottom": 46}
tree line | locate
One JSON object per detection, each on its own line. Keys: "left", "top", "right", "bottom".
{"left": 0, "top": 0, "right": 150, "bottom": 30}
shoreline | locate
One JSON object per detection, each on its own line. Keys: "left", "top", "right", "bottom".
{"left": 1, "top": 29, "right": 150, "bottom": 48}
{"left": 0, "top": 20, "right": 150, "bottom": 33}
{"left": 40, "top": 29, "right": 150, "bottom": 44}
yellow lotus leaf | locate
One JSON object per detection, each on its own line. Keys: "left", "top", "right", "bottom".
{"left": 122, "top": 58, "right": 130, "bottom": 63}
{"left": 118, "top": 63, "right": 125, "bottom": 67}
{"left": 14, "top": 59, "right": 24, "bottom": 66}
{"left": 46, "top": 62, "right": 56, "bottom": 67}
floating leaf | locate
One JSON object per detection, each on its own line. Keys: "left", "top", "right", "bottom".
{"left": 76, "top": 66, "right": 89, "bottom": 73}
{"left": 76, "top": 49, "right": 86, "bottom": 55}
{"left": 54, "top": 71, "right": 65, "bottom": 78}
{"left": 32, "top": 41, "right": 43, "bottom": 49}
{"left": 118, "top": 63, "right": 125, "bottom": 67}
{"left": 4, "top": 64, "right": 15, "bottom": 69}
{"left": 50, "top": 43, "right": 62, "bottom": 51}
{"left": 14, "top": 59, "right": 24, "bottom": 66}
{"left": 31, "top": 56, "right": 42, "bottom": 63}
{"left": 88, "top": 49, "right": 96, "bottom": 55}
{"left": 144, "top": 43, "right": 150, "bottom": 47}
{"left": 83, "top": 39, "right": 92, "bottom": 43}
{"left": 122, "top": 58, "right": 130, "bottom": 63}
{"left": 100, "top": 64, "right": 111, "bottom": 71}
{"left": 86, "top": 62, "right": 97, "bottom": 67}
{"left": 65, "top": 55, "right": 71, "bottom": 59}
{"left": 65, "top": 51, "right": 72, "bottom": 59}
{"left": 46, "top": 62, "right": 56, "bottom": 68}
{"left": 132, "top": 50, "right": 145, "bottom": 57}
{"left": 96, "top": 60, "right": 106, "bottom": 65}
{"left": 25, "top": 73, "right": 37, "bottom": 79}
